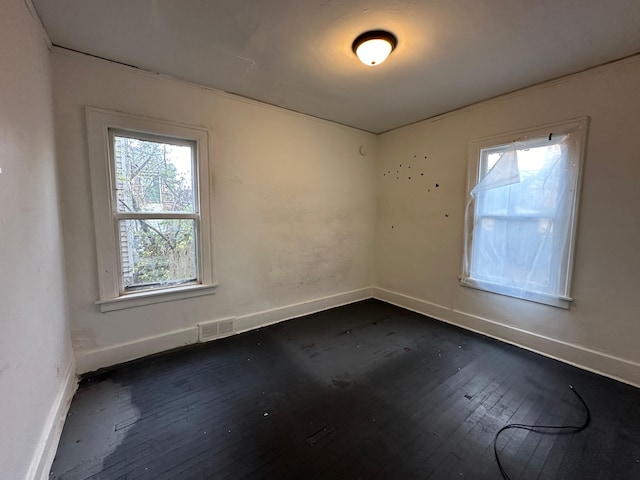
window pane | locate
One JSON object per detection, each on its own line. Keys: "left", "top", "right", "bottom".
{"left": 464, "top": 120, "right": 586, "bottom": 306}
{"left": 114, "top": 136, "right": 195, "bottom": 213}
{"left": 478, "top": 144, "right": 564, "bottom": 217}
{"left": 119, "top": 219, "right": 197, "bottom": 290}
{"left": 473, "top": 143, "right": 564, "bottom": 294}
{"left": 471, "top": 217, "right": 553, "bottom": 292}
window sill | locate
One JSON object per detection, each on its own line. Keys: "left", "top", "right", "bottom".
{"left": 96, "top": 283, "right": 219, "bottom": 312}
{"left": 460, "top": 278, "right": 571, "bottom": 309}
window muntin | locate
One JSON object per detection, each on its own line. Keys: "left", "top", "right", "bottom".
{"left": 462, "top": 118, "right": 588, "bottom": 308}
{"left": 86, "top": 108, "right": 215, "bottom": 311}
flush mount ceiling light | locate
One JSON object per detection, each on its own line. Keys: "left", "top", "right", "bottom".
{"left": 352, "top": 30, "right": 397, "bottom": 66}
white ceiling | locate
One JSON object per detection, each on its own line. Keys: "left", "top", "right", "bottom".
{"left": 33, "top": 0, "right": 640, "bottom": 133}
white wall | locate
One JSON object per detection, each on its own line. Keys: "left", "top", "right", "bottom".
{"left": 51, "top": 49, "right": 377, "bottom": 373}
{"left": 0, "top": 1, "right": 75, "bottom": 479}
{"left": 376, "top": 55, "right": 640, "bottom": 386}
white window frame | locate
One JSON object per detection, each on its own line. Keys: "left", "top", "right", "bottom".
{"left": 462, "top": 117, "right": 588, "bottom": 308}
{"left": 86, "top": 108, "right": 216, "bottom": 312}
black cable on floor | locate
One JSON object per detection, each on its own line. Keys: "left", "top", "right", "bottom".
{"left": 493, "top": 385, "right": 591, "bottom": 480}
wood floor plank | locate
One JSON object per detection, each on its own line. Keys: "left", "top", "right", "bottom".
{"left": 50, "top": 300, "right": 640, "bottom": 480}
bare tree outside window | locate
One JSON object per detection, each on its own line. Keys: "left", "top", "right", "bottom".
{"left": 113, "top": 135, "right": 197, "bottom": 291}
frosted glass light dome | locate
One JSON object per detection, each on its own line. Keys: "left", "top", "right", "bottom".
{"left": 352, "top": 30, "right": 397, "bottom": 66}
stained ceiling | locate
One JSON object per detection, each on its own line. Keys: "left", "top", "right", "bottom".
{"left": 32, "top": 0, "right": 640, "bottom": 133}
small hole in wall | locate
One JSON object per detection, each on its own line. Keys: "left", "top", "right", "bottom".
{"left": 435, "top": 183, "right": 440, "bottom": 188}
{"left": 445, "top": 214, "right": 449, "bottom": 218}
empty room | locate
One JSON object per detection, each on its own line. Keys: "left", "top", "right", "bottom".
{"left": 1, "top": 0, "right": 639, "bottom": 479}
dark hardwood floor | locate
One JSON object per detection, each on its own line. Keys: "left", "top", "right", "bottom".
{"left": 50, "top": 300, "right": 640, "bottom": 479}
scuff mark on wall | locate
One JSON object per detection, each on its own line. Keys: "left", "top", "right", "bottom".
{"left": 72, "top": 328, "right": 100, "bottom": 352}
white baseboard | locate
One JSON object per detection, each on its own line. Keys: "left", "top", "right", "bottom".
{"left": 76, "top": 327, "right": 199, "bottom": 374}
{"left": 76, "top": 286, "right": 639, "bottom": 386}
{"left": 234, "top": 287, "right": 374, "bottom": 333}
{"left": 27, "top": 359, "right": 78, "bottom": 480}
{"left": 76, "top": 287, "right": 374, "bottom": 374}
{"left": 373, "top": 287, "right": 640, "bottom": 388}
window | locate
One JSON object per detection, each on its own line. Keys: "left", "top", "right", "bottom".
{"left": 86, "top": 108, "right": 216, "bottom": 312}
{"left": 462, "top": 118, "right": 588, "bottom": 308}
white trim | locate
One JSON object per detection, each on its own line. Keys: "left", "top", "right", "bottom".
{"left": 463, "top": 117, "right": 589, "bottom": 308}
{"left": 85, "top": 107, "right": 215, "bottom": 309}
{"left": 96, "top": 283, "right": 218, "bottom": 312}
{"left": 75, "top": 285, "right": 640, "bottom": 384}
{"left": 234, "top": 288, "right": 374, "bottom": 333}
{"left": 76, "top": 327, "right": 199, "bottom": 374}
{"left": 460, "top": 278, "right": 570, "bottom": 309}
{"left": 467, "top": 117, "right": 589, "bottom": 151}
{"left": 76, "top": 288, "right": 374, "bottom": 373}
{"left": 372, "top": 287, "right": 640, "bottom": 388}
{"left": 26, "top": 359, "right": 78, "bottom": 480}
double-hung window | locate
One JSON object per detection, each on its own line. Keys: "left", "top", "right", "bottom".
{"left": 86, "top": 108, "right": 215, "bottom": 312}
{"left": 462, "top": 118, "right": 588, "bottom": 308}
